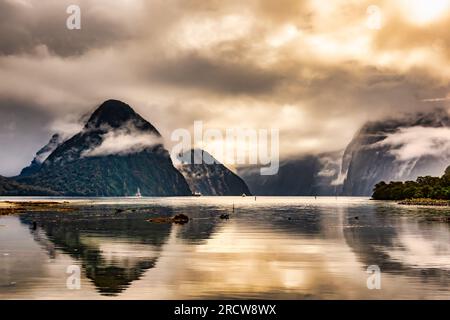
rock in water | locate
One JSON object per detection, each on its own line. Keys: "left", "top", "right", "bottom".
{"left": 147, "top": 214, "right": 190, "bottom": 224}
{"left": 172, "top": 214, "right": 190, "bottom": 224}
{"left": 17, "top": 100, "right": 191, "bottom": 197}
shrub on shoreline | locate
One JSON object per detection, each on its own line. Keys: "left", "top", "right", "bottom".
{"left": 372, "top": 166, "right": 450, "bottom": 201}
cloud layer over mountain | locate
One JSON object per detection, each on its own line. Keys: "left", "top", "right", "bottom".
{"left": 2, "top": 0, "right": 450, "bottom": 175}
{"left": 378, "top": 126, "right": 450, "bottom": 161}
{"left": 82, "top": 129, "right": 162, "bottom": 157}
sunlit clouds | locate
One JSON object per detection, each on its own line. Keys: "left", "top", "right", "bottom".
{"left": 397, "top": 0, "right": 450, "bottom": 25}
{"left": 1, "top": 0, "right": 450, "bottom": 175}
{"left": 377, "top": 126, "right": 450, "bottom": 161}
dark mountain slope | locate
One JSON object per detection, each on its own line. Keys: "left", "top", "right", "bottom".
{"left": 238, "top": 152, "right": 341, "bottom": 196}
{"left": 0, "top": 175, "right": 60, "bottom": 196}
{"left": 17, "top": 100, "right": 191, "bottom": 197}
{"left": 341, "top": 109, "right": 450, "bottom": 196}
{"left": 19, "top": 133, "right": 64, "bottom": 177}
{"left": 178, "top": 149, "right": 251, "bottom": 196}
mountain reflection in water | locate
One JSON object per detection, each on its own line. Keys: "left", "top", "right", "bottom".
{"left": 1, "top": 197, "right": 450, "bottom": 299}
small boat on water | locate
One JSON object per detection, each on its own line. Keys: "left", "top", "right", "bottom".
{"left": 193, "top": 192, "right": 202, "bottom": 197}
{"left": 135, "top": 188, "right": 142, "bottom": 198}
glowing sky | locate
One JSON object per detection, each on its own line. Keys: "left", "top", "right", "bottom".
{"left": 1, "top": 0, "right": 450, "bottom": 175}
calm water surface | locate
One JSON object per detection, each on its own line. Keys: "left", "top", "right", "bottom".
{"left": 1, "top": 197, "right": 450, "bottom": 299}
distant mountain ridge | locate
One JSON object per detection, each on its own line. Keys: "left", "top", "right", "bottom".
{"left": 178, "top": 149, "right": 251, "bottom": 196}
{"left": 3, "top": 102, "right": 448, "bottom": 197}
{"left": 240, "top": 108, "right": 450, "bottom": 196}
{"left": 238, "top": 152, "right": 341, "bottom": 196}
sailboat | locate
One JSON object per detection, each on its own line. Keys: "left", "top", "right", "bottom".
{"left": 135, "top": 188, "right": 142, "bottom": 198}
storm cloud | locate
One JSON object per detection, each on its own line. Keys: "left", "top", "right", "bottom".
{"left": 2, "top": 0, "right": 450, "bottom": 175}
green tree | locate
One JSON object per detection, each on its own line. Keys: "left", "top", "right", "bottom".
{"left": 372, "top": 165, "right": 450, "bottom": 200}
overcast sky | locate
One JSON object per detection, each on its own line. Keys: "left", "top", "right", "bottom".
{"left": 1, "top": 0, "right": 450, "bottom": 176}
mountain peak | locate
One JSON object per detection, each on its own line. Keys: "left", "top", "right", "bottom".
{"left": 84, "top": 100, "right": 161, "bottom": 136}
{"left": 85, "top": 100, "right": 137, "bottom": 128}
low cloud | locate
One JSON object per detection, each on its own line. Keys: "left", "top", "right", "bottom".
{"left": 82, "top": 129, "right": 162, "bottom": 157}
{"left": 316, "top": 152, "right": 345, "bottom": 186}
{"left": 377, "top": 126, "right": 450, "bottom": 161}
{"left": 50, "top": 114, "right": 86, "bottom": 140}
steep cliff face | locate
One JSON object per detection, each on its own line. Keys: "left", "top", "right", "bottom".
{"left": 178, "top": 149, "right": 251, "bottom": 196}
{"left": 17, "top": 100, "right": 191, "bottom": 197}
{"left": 239, "top": 109, "right": 450, "bottom": 197}
{"left": 341, "top": 109, "right": 450, "bottom": 196}
{"left": 238, "top": 152, "right": 342, "bottom": 196}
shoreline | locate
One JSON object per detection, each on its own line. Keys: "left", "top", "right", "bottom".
{"left": 3, "top": 197, "right": 450, "bottom": 217}
{"left": 398, "top": 199, "right": 450, "bottom": 207}
{"left": 0, "top": 201, "right": 76, "bottom": 216}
